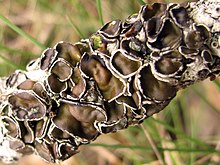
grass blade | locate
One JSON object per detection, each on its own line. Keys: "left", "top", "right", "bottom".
{"left": 0, "top": 44, "right": 37, "bottom": 57}
{"left": 0, "top": 54, "right": 25, "bottom": 69}
{"left": 193, "top": 87, "right": 220, "bottom": 116}
{"left": 137, "top": 0, "right": 146, "bottom": 5}
{"left": 213, "top": 80, "right": 220, "bottom": 91}
{"left": 148, "top": 117, "right": 211, "bottom": 147}
{"left": 88, "top": 143, "right": 220, "bottom": 154}
{"left": 65, "top": 15, "right": 85, "bottom": 39}
{"left": 96, "top": 0, "right": 104, "bottom": 25}
{"left": 0, "top": 15, "right": 46, "bottom": 50}
{"left": 141, "top": 124, "right": 165, "bottom": 165}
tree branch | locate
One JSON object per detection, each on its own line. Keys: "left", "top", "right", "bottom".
{"left": 0, "top": 0, "right": 219, "bottom": 163}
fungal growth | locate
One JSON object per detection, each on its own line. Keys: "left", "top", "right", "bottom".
{"left": 0, "top": 0, "right": 219, "bottom": 163}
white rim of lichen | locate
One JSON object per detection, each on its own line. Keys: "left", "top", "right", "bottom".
{"left": 0, "top": 117, "right": 22, "bottom": 164}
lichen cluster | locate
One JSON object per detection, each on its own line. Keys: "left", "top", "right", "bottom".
{"left": 0, "top": 1, "right": 219, "bottom": 163}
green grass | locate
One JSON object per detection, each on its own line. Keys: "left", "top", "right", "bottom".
{"left": 96, "top": 0, "right": 104, "bottom": 25}
{"left": 66, "top": 15, "right": 85, "bottom": 39}
{"left": 213, "top": 80, "right": 220, "bottom": 91}
{"left": 0, "top": 0, "right": 220, "bottom": 165}
{"left": 0, "top": 15, "right": 46, "bottom": 50}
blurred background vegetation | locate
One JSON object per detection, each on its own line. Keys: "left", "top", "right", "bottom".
{"left": 0, "top": 0, "right": 220, "bottom": 165}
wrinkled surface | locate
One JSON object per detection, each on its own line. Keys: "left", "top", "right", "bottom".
{"left": 0, "top": 1, "right": 219, "bottom": 163}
